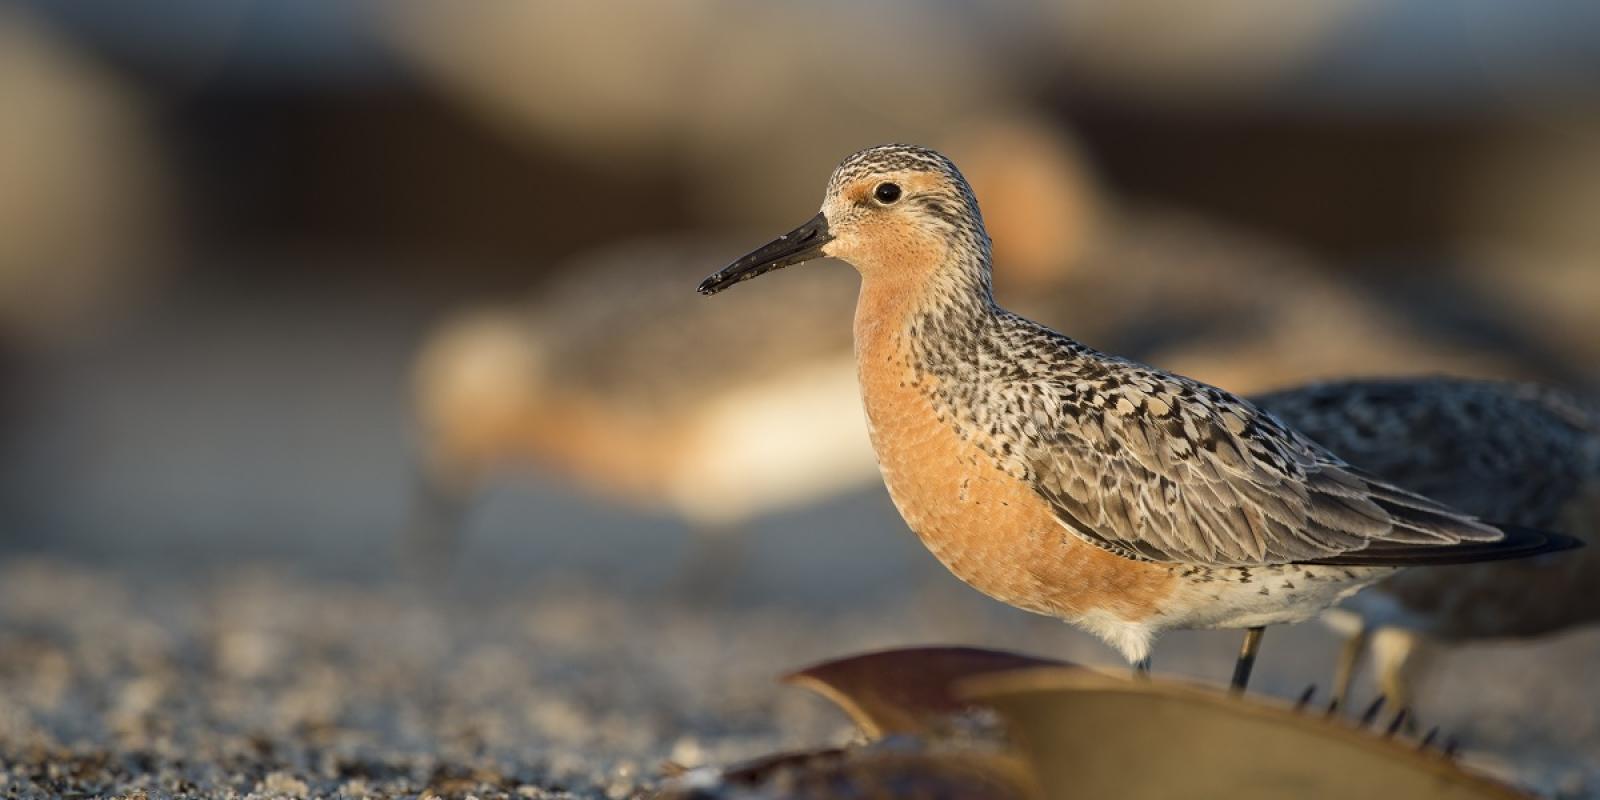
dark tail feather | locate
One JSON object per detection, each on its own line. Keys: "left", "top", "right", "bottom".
{"left": 1306, "top": 524, "right": 1584, "bottom": 567}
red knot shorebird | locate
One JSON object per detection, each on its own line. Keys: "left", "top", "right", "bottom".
{"left": 696, "top": 144, "right": 1581, "bottom": 688}
{"left": 1253, "top": 377, "right": 1600, "bottom": 711}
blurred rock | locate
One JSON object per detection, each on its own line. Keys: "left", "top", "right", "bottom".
{"left": 940, "top": 114, "right": 1107, "bottom": 289}
{"left": 1454, "top": 119, "right": 1600, "bottom": 387}
{"left": 377, "top": 0, "right": 1012, "bottom": 226}
{"left": 0, "top": 7, "right": 174, "bottom": 349}
{"left": 949, "top": 115, "right": 1555, "bottom": 393}
{"left": 1026, "top": 0, "right": 1374, "bottom": 103}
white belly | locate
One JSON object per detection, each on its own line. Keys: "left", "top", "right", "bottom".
{"left": 1163, "top": 563, "right": 1397, "bottom": 631}
{"left": 669, "top": 357, "right": 881, "bottom": 527}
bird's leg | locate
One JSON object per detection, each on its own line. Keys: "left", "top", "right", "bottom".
{"left": 1132, "top": 656, "right": 1152, "bottom": 681}
{"left": 400, "top": 457, "right": 480, "bottom": 575}
{"left": 1230, "top": 626, "right": 1266, "bottom": 693}
{"left": 1330, "top": 625, "right": 1371, "bottom": 713}
{"left": 1372, "top": 627, "right": 1427, "bottom": 733}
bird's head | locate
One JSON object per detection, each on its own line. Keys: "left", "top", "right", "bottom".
{"left": 698, "top": 144, "right": 991, "bottom": 296}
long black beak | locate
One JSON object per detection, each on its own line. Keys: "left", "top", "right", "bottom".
{"left": 697, "top": 213, "right": 833, "bottom": 295}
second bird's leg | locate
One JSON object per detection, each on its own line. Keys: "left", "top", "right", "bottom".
{"left": 1230, "top": 627, "right": 1266, "bottom": 693}
{"left": 400, "top": 459, "right": 479, "bottom": 575}
{"left": 1371, "top": 627, "right": 1427, "bottom": 733}
{"left": 1330, "top": 626, "right": 1371, "bottom": 712}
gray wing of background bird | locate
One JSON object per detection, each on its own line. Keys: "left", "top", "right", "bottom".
{"left": 1251, "top": 377, "right": 1600, "bottom": 528}
{"left": 991, "top": 320, "right": 1507, "bottom": 568}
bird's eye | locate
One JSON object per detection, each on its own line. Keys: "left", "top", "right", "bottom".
{"left": 873, "top": 182, "right": 902, "bottom": 204}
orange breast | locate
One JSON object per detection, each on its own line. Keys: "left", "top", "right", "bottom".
{"left": 853, "top": 286, "right": 1176, "bottom": 624}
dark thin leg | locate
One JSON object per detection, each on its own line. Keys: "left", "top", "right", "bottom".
{"left": 1230, "top": 627, "right": 1266, "bottom": 693}
{"left": 1358, "top": 695, "right": 1388, "bottom": 728}
{"left": 1384, "top": 708, "right": 1409, "bottom": 737}
{"left": 1294, "top": 685, "right": 1317, "bottom": 711}
{"left": 1132, "top": 656, "right": 1152, "bottom": 680}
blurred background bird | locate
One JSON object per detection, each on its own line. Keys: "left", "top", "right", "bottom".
{"left": 409, "top": 235, "right": 870, "bottom": 582}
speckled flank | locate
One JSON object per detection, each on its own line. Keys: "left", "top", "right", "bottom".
{"left": 711, "top": 143, "right": 1578, "bottom": 665}
{"left": 854, "top": 285, "right": 1179, "bottom": 627}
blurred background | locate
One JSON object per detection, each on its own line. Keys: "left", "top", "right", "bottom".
{"left": 1, "top": 1, "right": 1598, "bottom": 796}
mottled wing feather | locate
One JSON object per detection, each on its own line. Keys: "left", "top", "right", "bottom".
{"left": 998, "top": 327, "right": 1502, "bottom": 567}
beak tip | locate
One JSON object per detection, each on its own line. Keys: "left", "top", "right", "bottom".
{"left": 698, "top": 212, "right": 830, "bottom": 298}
